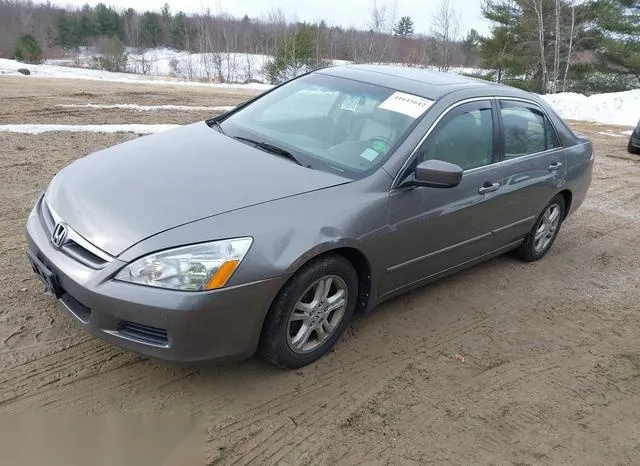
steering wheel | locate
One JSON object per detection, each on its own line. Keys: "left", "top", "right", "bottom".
{"left": 329, "top": 110, "right": 354, "bottom": 145}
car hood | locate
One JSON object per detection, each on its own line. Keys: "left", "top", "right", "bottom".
{"left": 45, "top": 122, "right": 350, "bottom": 256}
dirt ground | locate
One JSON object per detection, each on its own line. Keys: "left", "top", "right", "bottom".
{"left": 1, "top": 76, "right": 640, "bottom": 465}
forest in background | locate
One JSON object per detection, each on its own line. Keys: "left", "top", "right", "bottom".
{"left": 1, "top": 0, "right": 638, "bottom": 92}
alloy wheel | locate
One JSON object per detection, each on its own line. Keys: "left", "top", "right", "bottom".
{"left": 286, "top": 275, "right": 348, "bottom": 354}
{"left": 534, "top": 203, "right": 561, "bottom": 253}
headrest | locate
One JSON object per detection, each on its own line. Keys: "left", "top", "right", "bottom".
{"left": 503, "top": 112, "right": 529, "bottom": 133}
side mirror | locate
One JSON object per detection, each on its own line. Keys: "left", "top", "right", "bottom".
{"left": 413, "top": 159, "right": 463, "bottom": 188}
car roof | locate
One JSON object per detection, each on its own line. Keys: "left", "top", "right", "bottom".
{"left": 317, "top": 64, "right": 529, "bottom": 101}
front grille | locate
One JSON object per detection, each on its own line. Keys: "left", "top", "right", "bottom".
{"left": 62, "top": 240, "right": 109, "bottom": 268}
{"left": 39, "top": 198, "right": 112, "bottom": 269}
{"left": 118, "top": 322, "right": 169, "bottom": 347}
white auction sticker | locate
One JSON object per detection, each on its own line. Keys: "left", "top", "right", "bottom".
{"left": 378, "top": 92, "right": 433, "bottom": 118}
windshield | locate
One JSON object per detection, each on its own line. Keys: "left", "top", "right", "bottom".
{"left": 219, "top": 73, "right": 434, "bottom": 179}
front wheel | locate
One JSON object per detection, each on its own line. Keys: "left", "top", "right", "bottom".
{"left": 516, "top": 195, "right": 565, "bottom": 262}
{"left": 260, "top": 254, "right": 357, "bottom": 369}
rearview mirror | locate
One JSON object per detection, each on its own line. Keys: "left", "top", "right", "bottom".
{"left": 413, "top": 160, "right": 463, "bottom": 188}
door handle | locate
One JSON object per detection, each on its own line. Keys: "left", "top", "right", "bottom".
{"left": 548, "top": 162, "right": 563, "bottom": 172}
{"left": 478, "top": 182, "right": 501, "bottom": 194}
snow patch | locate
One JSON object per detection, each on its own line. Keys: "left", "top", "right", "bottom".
{"left": 0, "top": 58, "right": 272, "bottom": 90}
{"left": 542, "top": 90, "right": 640, "bottom": 127}
{"left": 0, "top": 124, "right": 180, "bottom": 134}
{"left": 56, "top": 103, "right": 235, "bottom": 112}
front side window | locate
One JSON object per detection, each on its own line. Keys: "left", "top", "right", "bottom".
{"left": 500, "top": 101, "right": 561, "bottom": 158}
{"left": 417, "top": 101, "right": 494, "bottom": 171}
{"left": 219, "top": 73, "right": 435, "bottom": 179}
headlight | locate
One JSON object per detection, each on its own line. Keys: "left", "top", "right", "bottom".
{"left": 115, "top": 238, "right": 253, "bottom": 291}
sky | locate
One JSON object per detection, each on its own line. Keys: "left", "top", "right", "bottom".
{"left": 60, "top": 0, "right": 492, "bottom": 36}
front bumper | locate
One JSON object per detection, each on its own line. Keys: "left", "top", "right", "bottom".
{"left": 631, "top": 135, "right": 640, "bottom": 149}
{"left": 25, "top": 196, "right": 287, "bottom": 363}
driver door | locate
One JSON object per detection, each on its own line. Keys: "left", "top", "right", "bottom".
{"left": 380, "top": 99, "right": 507, "bottom": 296}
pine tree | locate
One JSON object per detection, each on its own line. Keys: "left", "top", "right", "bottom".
{"left": 140, "top": 12, "right": 162, "bottom": 48}
{"left": 480, "top": 0, "right": 557, "bottom": 92}
{"left": 462, "top": 28, "right": 481, "bottom": 66}
{"left": 265, "top": 24, "right": 321, "bottom": 84}
{"left": 79, "top": 7, "right": 97, "bottom": 45}
{"left": 160, "top": 3, "right": 172, "bottom": 46}
{"left": 479, "top": 27, "right": 527, "bottom": 83}
{"left": 171, "top": 12, "right": 191, "bottom": 50}
{"left": 586, "top": 0, "right": 640, "bottom": 85}
{"left": 393, "top": 16, "right": 415, "bottom": 37}
{"left": 55, "top": 12, "right": 82, "bottom": 50}
{"left": 94, "top": 3, "right": 124, "bottom": 39}
{"left": 14, "top": 34, "right": 44, "bottom": 64}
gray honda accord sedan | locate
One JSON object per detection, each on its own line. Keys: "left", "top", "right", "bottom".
{"left": 26, "top": 65, "right": 593, "bottom": 368}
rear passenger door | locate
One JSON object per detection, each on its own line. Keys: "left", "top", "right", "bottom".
{"left": 492, "top": 99, "right": 567, "bottom": 245}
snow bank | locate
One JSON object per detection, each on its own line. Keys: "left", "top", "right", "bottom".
{"left": 0, "top": 124, "right": 181, "bottom": 134}
{"left": 0, "top": 58, "right": 272, "bottom": 90}
{"left": 542, "top": 90, "right": 640, "bottom": 127}
{"left": 56, "top": 103, "right": 235, "bottom": 112}
{"left": 47, "top": 48, "right": 352, "bottom": 84}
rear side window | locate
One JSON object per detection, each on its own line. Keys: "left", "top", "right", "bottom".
{"left": 500, "top": 101, "right": 560, "bottom": 158}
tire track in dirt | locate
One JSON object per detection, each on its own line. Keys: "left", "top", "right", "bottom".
{"left": 6, "top": 363, "right": 200, "bottom": 413}
{"left": 0, "top": 339, "right": 136, "bottom": 406}
{"left": 220, "top": 221, "right": 640, "bottom": 464}
{"left": 217, "top": 314, "right": 490, "bottom": 465}
{"left": 299, "top": 352, "right": 605, "bottom": 463}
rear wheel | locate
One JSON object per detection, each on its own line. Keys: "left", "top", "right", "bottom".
{"left": 260, "top": 254, "right": 357, "bottom": 369}
{"left": 516, "top": 195, "right": 565, "bottom": 262}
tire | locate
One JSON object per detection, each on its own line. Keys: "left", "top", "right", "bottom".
{"left": 260, "top": 254, "right": 357, "bottom": 369}
{"left": 629, "top": 139, "right": 640, "bottom": 155}
{"left": 516, "top": 194, "right": 566, "bottom": 262}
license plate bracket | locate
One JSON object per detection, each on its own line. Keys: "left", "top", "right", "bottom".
{"left": 27, "top": 249, "right": 63, "bottom": 299}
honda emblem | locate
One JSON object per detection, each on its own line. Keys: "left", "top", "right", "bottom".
{"left": 51, "top": 223, "right": 68, "bottom": 248}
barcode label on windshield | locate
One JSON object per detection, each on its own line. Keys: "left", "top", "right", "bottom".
{"left": 379, "top": 92, "right": 433, "bottom": 118}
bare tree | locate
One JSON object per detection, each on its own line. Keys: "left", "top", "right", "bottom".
{"left": 19, "top": 1, "right": 34, "bottom": 33}
{"left": 562, "top": 3, "right": 576, "bottom": 92}
{"left": 365, "top": 0, "right": 388, "bottom": 63}
{"left": 369, "top": 0, "right": 388, "bottom": 33}
{"left": 523, "top": 0, "right": 548, "bottom": 91}
{"left": 378, "top": 0, "right": 399, "bottom": 63}
{"left": 551, "top": 0, "right": 561, "bottom": 93}
{"left": 124, "top": 10, "right": 140, "bottom": 50}
{"left": 432, "top": 0, "right": 462, "bottom": 71}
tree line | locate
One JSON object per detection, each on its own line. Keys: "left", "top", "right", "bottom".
{"left": 476, "top": 0, "right": 640, "bottom": 93}
{"left": 0, "top": 1, "right": 476, "bottom": 78}
{"left": 1, "top": 0, "right": 637, "bottom": 91}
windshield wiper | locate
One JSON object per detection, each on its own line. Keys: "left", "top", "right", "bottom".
{"left": 234, "top": 136, "right": 307, "bottom": 167}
